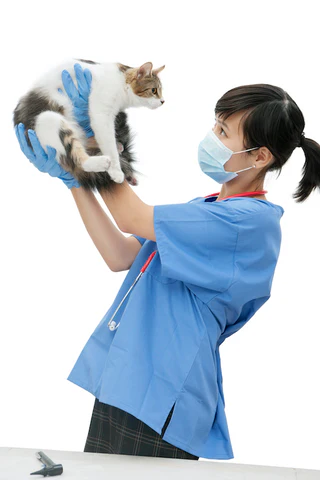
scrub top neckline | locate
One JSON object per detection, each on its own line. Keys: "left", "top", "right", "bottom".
{"left": 204, "top": 190, "right": 268, "bottom": 202}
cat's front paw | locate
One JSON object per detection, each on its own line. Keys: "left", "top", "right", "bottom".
{"left": 82, "top": 155, "right": 111, "bottom": 172}
{"left": 108, "top": 166, "right": 125, "bottom": 183}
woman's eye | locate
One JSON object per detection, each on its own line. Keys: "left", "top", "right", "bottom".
{"left": 214, "top": 122, "right": 226, "bottom": 137}
{"left": 152, "top": 88, "right": 157, "bottom": 94}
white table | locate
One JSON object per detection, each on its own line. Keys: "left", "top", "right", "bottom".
{"left": 0, "top": 447, "right": 319, "bottom": 480}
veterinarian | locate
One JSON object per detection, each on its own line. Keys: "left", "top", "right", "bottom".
{"left": 15, "top": 65, "right": 320, "bottom": 461}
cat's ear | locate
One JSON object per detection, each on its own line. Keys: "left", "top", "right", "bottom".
{"left": 153, "top": 65, "right": 165, "bottom": 76}
{"left": 136, "top": 62, "right": 153, "bottom": 80}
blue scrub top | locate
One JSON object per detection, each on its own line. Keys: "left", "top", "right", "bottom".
{"left": 67, "top": 194, "right": 284, "bottom": 460}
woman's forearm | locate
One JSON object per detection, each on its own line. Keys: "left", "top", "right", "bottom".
{"left": 84, "top": 137, "right": 151, "bottom": 236}
{"left": 70, "top": 185, "right": 131, "bottom": 271}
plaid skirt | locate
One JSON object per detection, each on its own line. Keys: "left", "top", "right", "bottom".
{"left": 84, "top": 398, "right": 199, "bottom": 460}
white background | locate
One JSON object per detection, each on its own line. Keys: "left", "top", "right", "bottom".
{"left": 1, "top": 0, "right": 319, "bottom": 472}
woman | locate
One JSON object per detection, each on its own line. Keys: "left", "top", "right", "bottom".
{"left": 14, "top": 67, "right": 320, "bottom": 461}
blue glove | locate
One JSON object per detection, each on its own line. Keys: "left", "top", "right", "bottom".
{"left": 14, "top": 123, "right": 80, "bottom": 189}
{"left": 59, "top": 63, "right": 94, "bottom": 138}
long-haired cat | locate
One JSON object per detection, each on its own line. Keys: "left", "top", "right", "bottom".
{"left": 13, "top": 59, "right": 165, "bottom": 192}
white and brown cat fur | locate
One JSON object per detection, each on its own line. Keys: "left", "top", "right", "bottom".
{"left": 13, "top": 59, "right": 165, "bottom": 192}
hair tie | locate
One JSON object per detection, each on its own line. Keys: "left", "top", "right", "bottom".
{"left": 298, "top": 132, "right": 306, "bottom": 148}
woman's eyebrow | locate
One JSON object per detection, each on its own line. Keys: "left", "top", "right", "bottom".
{"left": 215, "top": 117, "right": 230, "bottom": 131}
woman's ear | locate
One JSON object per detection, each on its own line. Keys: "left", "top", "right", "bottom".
{"left": 254, "top": 146, "right": 274, "bottom": 169}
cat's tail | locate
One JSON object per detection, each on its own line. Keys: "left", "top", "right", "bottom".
{"left": 34, "top": 111, "right": 111, "bottom": 180}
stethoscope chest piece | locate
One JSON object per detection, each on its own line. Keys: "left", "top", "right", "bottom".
{"left": 109, "top": 321, "right": 117, "bottom": 331}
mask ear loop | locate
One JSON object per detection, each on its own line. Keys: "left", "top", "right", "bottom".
{"left": 233, "top": 146, "right": 260, "bottom": 154}
{"left": 231, "top": 146, "right": 259, "bottom": 173}
{"left": 234, "top": 164, "right": 256, "bottom": 173}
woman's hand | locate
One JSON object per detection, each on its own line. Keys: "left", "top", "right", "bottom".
{"left": 60, "top": 64, "right": 125, "bottom": 153}
{"left": 15, "top": 123, "right": 80, "bottom": 189}
{"left": 59, "top": 63, "right": 94, "bottom": 138}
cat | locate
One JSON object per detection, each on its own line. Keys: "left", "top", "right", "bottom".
{"left": 13, "top": 59, "right": 165, "bottom": 192}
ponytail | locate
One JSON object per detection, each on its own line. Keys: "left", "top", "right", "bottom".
{"left": 294, "top": 136, "right": 320, "bottom": 203}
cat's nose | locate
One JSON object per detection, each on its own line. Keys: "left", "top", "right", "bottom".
{"left": 160, "top": 99, "right": 165, "bottom": 104}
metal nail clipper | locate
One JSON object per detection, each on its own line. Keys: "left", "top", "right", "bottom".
{"left": 30, "top": 451, "right": 63, "bottom": 477}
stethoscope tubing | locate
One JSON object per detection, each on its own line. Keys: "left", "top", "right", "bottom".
{"left": 108, "top": 251, "right": 157, "bottom": 331}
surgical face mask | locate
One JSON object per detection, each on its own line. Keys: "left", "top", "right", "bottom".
{"left": 198, "top": 129, "right": 260, "bottom": 184}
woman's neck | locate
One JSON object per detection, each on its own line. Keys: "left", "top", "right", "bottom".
{"left": 217, "top": 182, "right": 267, "bottom": 201}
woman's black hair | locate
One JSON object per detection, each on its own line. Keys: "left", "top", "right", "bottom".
{"left": 215, "top": 83, "right": 320, "bottom": 203}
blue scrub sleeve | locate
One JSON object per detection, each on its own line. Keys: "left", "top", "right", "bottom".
{"left": 130, "top": 234, "right": 147, "bottom": 246}
{"left": 153, "top": 201, "right": 239, "bottom": 291}
{"left": 129, "top": 197, "right": 200, "bottom": 248}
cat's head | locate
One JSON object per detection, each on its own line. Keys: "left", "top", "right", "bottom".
{"left": 120, "top": 62, "right": 165, "bottom": 109}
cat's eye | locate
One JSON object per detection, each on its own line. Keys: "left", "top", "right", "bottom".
{"left": 152, "top": 88, "right": 157, "bottom": 94}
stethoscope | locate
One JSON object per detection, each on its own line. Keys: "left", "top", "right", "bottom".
{"left": 107, "top": 189, "right": 268, "bottom": 331}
